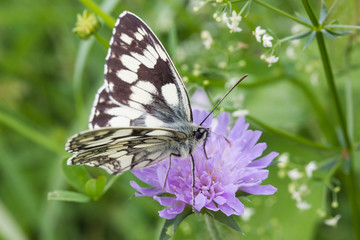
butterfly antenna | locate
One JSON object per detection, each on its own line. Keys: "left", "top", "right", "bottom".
{"left": 199, "top": 74, "right": 248, "bottom": 126}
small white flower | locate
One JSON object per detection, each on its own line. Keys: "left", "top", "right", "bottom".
{"left": 305, "top": 161, "right": 317, "bottom": 178}
{"left": 229, "top": 10, "right": 242, "bottom": 23}
{"left": 221, "top": 12, "right": 228, "bottom": 23}
{"left": 253, "top": 26, "right": 266, "bottom": 42}
{"left": 324, "top": 215, "right": 341, "bottom": 227}
{"left": 226, "top": 21, "right": 242, "bottom": 33}
{"left": 278, "top": 152, "right": 289, "bottom": 168}
{"left": 263, "top": 55, "right": 279, "bottom": 67}
{"left": 262, "top": 34, "right": 274, "bottom": 48}
{"left": 241, "top": 208, "right": 255, "bottom": 221}
{"left": 288, "top": 168, "right": 303, "bottom": 181}
{"left": 224, "top": 10, "right": 242, "bottom": 33}
{"left": 201, "top": 30, "right": 213, "bottom": 50}
{"left": 296, "top": 201, "right": 312, "bottom": 210}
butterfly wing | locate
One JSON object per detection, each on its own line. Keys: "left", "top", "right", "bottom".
{"left": 66, "top": 11, "right": 200, "bottom": 175}
{"left": 66, "top": 127, "right": 187, "bottom": 174}
{"left": 90, "top": 11, "right": 192, "bottom": 130}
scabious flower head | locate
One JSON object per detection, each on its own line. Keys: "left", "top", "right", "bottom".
{"left": 130, "top": 106, "right": 278, "bottom": 219}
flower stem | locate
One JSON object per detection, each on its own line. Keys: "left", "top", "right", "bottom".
{"left": 94, "top": 32, "right": 110, "bottom": 49}
{"left": 251, "top": 0, "right": 312, "bottom": 28}
{"left": 79, "top": 0, "right": 116, "bottom": 28}
{"left": 301, "top": 0, "right": 351, "bottom": 151}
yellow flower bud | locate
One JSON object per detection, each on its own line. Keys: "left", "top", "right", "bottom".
{"left": 73, "top": 10, "right": 100, "bottom": 39}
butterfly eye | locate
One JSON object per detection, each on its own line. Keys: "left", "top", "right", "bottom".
{"left": 194, "top": 129, "right": 205, "bottom": 140}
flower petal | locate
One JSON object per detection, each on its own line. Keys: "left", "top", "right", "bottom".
{"left": 248, "top": 151, "right": 279, "bottom": 168}
{"left": 195, "top": 193, "right": 207, "bottom": 211}
{"left": 158, "top": 202, "right": 186, "bottom": 219}
{"left": 241, "top": 184, "right": 277, "bottom": 195}
{"left": 130, "top": 181, "right": 163, "bottom": 196}
{"left": 214, "top": 195, "right": 227, "bottom": 205}
{"left": 226, "top": 196, "right": 244, "bottom": 215}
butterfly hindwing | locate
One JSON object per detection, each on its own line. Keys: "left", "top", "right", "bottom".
{"left": 66, "top": 127, "right": 187, "bottom": 174}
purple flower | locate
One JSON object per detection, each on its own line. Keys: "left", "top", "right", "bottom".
{"left": 130, "top": 110, "right": 278, "bottom": 219}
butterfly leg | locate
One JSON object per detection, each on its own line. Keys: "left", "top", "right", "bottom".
{"left": 190, "top": 153, "right": 196, "bottom": 212}
{"left": 162, "top": 153, "right": 180, "bottom": 189}
{"left": 203, "top": 130, "right": 209, "bottom": 159}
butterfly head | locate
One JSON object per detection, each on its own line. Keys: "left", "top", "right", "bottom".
{"left": 194, "top": 127, "right": 208, "bottom": 141}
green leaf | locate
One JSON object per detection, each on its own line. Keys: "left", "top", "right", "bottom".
{"left": 159, "top": 207, "right": 193, "bottom": 240}
{"left": 295, "top": 12, "right": 312, "bottom": 25}
{"left": 206, "top": 211, "right": 243, "bottom": 233}
{"left": 323, "top": 29, "right": 350, "bottom": 38}
{"left": 303, "top": 31, "right": 316, "bottom": 50}
{"left": 61, "top": 157, "right": 91, "bottom": 193}
{"left": 319, "top": 1, "right": 327, "bottom": 24}
{"left": 85, "top": 176, "right": 107, "bottom": 201}
{"left": 47, "top": 190, "right": 91, "bottom": 203}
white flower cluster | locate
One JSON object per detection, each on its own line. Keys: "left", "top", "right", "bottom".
{"left": 277, "top": 153, "right": 342, "bottom": 227}
{"left": 214, "top": 10, "right": 243, "bottom": 33}
{"left": 253, "top": 26, "right": 279, "bottom": 67}
{"left": 277, "top": 153, "right": 318, "bottom": 211}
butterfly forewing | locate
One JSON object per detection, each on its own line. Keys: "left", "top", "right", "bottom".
{"left": 98, "top": 11, "right": 192, "bottom": 130}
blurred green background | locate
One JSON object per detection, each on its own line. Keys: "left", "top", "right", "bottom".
{"left": 0, "top": 0, "right": 359, "bottom": 239}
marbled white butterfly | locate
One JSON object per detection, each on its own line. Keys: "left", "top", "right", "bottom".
{"left": 65, "top": 11, "right": 246, "bottom": 209}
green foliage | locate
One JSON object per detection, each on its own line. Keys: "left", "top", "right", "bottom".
{"left": 0, "top": 0, "right": 359, "bottom": 239}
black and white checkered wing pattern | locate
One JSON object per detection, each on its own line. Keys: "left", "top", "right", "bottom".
{"left": 90, "top": 11, "right": 192, "bottom": 129}
{"left": 66, "top": 11, "right": 204, "bottom": 175}
{"left": 66, "top": 127, "right": 188, "bottom": 174}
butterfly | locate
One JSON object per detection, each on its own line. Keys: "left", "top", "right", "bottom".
{"left": 65, "top": 11, "right": 246, "bottom": 209}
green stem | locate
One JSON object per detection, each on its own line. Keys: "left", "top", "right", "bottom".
{"left": 301, "top": 0, "right": 319, "bottom": 28}
{"left": 315, "top": 25, "right": 351, "bottom": 150}
{"left": 247, "top": 115, "right": 340, "bottom": 152}
{"left": 94, "top": 33, "right": 110, "bottom": 49}
{"left": 0, "top": 109, "right": 62, "bottom": 154}
{"left": 79, "top": 0, "right": 116, "bottom": 28}
{"left": 251, "top": 0, "right": 312, "bottom": 28}
{"left": 301, "top": 0, "right": 351, "bottom": 150}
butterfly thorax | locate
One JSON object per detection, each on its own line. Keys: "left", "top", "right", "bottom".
{"left": 169, "top": 122, "right": 208, "bottom": 158}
